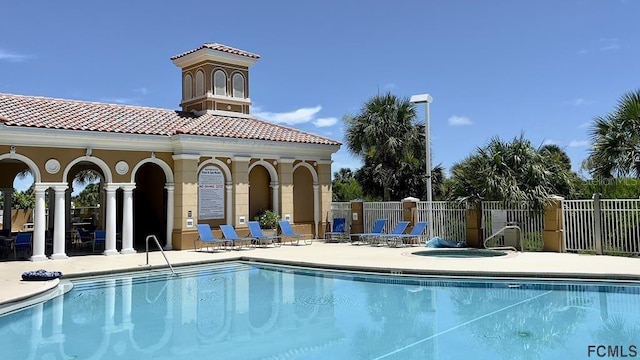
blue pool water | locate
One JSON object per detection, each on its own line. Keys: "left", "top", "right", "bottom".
{"left": 1, "top": 262, "right": 640, "bottom": 359}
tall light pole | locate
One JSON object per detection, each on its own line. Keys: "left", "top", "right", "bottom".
{"left": 409, "top": 93, "right": 434, "bottom": 240}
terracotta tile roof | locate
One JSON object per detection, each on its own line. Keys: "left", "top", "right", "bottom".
{"left": 0, "top": 93, "right": 340, "bottom": 146}
{"left": 171, "top": 43, "right": 261, "bottom": 61}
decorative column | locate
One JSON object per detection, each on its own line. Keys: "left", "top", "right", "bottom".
{"left": 31, "top": 184, "right": 48, "bottom": 261}
{"left": 271, "top": 182, "right": 280, "bottom": 215}
{"left": 232, "top": 156, "right": 250, "bottom": 226}
{"left": 50, "top": 184, "right": 69, "bottom": 259}
{"left": 278, "top": 159, "right": 295, "bottom": 222}
{"left": 120, "top": 184, "right": 136, "bottom": 254}
{"left": 104, "top": 184, "right": 118, "bottom": 255}
{"left": 164, "top": 183, "right": 174, "bottom": 250}
{"left": 313, "top": 184, "right": 319, "bottom": 239}
{"left": 2, "top": 188, "right": 13, "bottom": 231}
{"left": 225, "top": 183, "right": 233, "bottom": 225}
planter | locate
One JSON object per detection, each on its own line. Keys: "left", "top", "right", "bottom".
{"left": 262, "top": 229, "right": 277, "bottom": 237}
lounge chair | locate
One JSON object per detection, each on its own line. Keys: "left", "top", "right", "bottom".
{"left": 220, "top": 225, "right": 254, "bottom": 250}
{"left": 247, "top": 221, "right": 280, "bottom": 247}
{"left": 278, "top": 220, "right": 313, "bottom": 245}
{"left": 388, "top": 221, "right": 428, "bottom": 247}
{"left": 14, "top": 232, "right": 32, "bottom": 259}
{"left": 92, "top": 230, "right": 106, "bottom": 253}
{"left": 350, "top": 218, "right": 386, "bottom": 245}
{"left": 373, "top": 221, "right": 410, "bottom": 247}
{"left": 194, "top": 224, "right": 228, "bottom": 252}
{"left": 324, "top": 217, "right": 348, "bottom": 243}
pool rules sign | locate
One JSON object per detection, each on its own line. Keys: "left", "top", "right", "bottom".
{"left": 198, "top": 166, "right": 225, "bottom": 219}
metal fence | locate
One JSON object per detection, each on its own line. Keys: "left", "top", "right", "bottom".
{"left": 417, "top": 201, "right": 467, "bottom": 241}
{"left": 328, "top": 202, "right": 352, "bottom": 231}
{"left": 481, "top": 201, "right": 544, "bottom": 251}
{"left": 363, "top": 202, "right": 403, "bottom": 233}
{"left": 563, "top": 198, "right": 640, "bottom": 255}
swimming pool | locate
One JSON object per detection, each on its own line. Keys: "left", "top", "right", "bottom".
{"left": 1, "top": 261, "right": 639, "bottom": 359}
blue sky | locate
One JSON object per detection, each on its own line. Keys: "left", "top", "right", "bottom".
{"left": 2, "top": 0, "right": 639, "bottom": 192}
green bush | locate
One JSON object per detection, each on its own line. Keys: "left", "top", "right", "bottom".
{"left": 254, "top": 209, "right": 279, "bottom": 229}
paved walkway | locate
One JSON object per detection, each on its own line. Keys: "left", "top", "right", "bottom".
{"left": 2, "top": 242, "right": 640, "bottom": 307}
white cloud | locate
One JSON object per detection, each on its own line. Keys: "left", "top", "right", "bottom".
{"left": 0, "top": 49, "right": 29, "bottom": 62}
{"left": 100, "top": 97, "right": 139, "bottom": 105}
{"left": 577, "top": 49, "right": 588, "bottom": 55}
{"left": 578, "top": 122, "right": 590, "bottom": 128}
{"left": 569, "top": 140, "right": 590, "bottom": 147}
{"left": 313, "top": 117, "right": 338, "bottom": 127}
{"left": 543, "top": 139, "right": 558, "bottom": 145}
{"left": 599, "top": 38, "right": 620, "bottom": 51}
{"left": 133, "top": 87, "right": 149, "bottom": 95}
{"left": 253, "top": 105, "right": 322, "bottom": 125}
{"left": 447, "top": 115, "right": 472, "bottom": 126}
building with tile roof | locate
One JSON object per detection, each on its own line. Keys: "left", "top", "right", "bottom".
{"left": 0, "top": 43, "right": 340, "bottom": 260}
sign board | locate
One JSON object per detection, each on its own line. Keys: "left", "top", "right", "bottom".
{"left": 198, "top": 166, "right": 225, "bottom": 219}
{"left": 490, "top": 210, "right": 507, "bottom": 235}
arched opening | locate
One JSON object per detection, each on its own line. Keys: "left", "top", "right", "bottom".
{"left": 232, "top": 73, "right": 245, "bottom": 98}
{"left": 213, "top": 69, "right": 227, "bottom": 96}
{"left": 67, "top": 167, "right": 105, "bottom": 255}
{"left": 249, "top": 165, "right": 271, "bottom": 220}
{"left": 195, "top": 70, "right": 205, "bottom": 97}
{"left": 0, "top": 158, "right": 36, "bottom": 260}
{"left": 133, "top": 163, "right": 167, "bottom": 249}
{"left": 183, "top": 73, "right": 193, "bottom": 100}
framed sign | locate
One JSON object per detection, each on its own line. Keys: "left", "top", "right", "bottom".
{"left": 198, "top": 166, "right": 225, "bottom": 219}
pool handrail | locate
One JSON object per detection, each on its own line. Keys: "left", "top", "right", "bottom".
{"left": 146, "top": 234, "right": 176, "bottom": 276}
{"left": 483, "top": 224, "right": 522, "bottom": 251}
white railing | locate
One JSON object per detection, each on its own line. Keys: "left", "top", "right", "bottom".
{"left": 417, "top": 201, "right": 467, "bottom": 241}
{"left": 363, "top": 202, "right": 403, "bottom": 233}
{"left": 563, "top": 200, "right": 595, "bottom": 252}
{"left": 481, "top": 201, "right": 544, "bottom": 251}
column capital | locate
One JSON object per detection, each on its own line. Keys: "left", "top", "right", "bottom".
{"left": 104, "top": 184, "right": 119, "bottom": 192}
{"left": 35, "top": 182, "right": 68, "bottom": 192}
{"left": 313, "top": 184, "right": 319, "bottom": 190}
{"left": 164, "top": 183, "right": 175, "bottom": 191}
{"left": 225, "top": 184, "right": 233, "bottom": 190}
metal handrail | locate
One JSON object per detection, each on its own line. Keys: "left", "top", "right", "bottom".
{"left": 145, "top": 235, "right": 176, "bottom": 276}
{"left": 483, "top": 225, "right": 522, "bottom": 251}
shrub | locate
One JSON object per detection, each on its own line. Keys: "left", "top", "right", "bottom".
{"left": 254, "top": 209, "right": 279, "bottom": 229}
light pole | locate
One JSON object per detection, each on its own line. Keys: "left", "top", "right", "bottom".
{"left": 409, "top": 93, "right": 434, "bottom": 240}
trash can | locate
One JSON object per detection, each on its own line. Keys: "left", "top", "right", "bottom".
{"left": 503, "top": 221, "right": 521, "bottom": 250}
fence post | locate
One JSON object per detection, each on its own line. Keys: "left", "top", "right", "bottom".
{"left": 593, "top": 193, "right": 603, "bottom": 255}
{"left": 466, "top": 203, "right": 483, "bottom": 248}
{"left": 543, "top": 196, "right": 564, "bottom": 252}
{"left": 350, "top": 200, "right": 364, "bottom": 241}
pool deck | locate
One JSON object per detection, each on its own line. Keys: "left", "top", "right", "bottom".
{"left": 2, "top": 241, "right": 640, "bottom": 307}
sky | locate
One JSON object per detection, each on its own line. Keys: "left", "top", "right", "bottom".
{"left": 1, "top": 0, "right": 639, "bottom": 192}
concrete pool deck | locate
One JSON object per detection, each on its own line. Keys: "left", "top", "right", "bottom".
{"left": 2, "top": 241, "right": 640, "bottom": 307}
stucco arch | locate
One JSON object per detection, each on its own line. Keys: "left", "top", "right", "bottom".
{"left": 130, "top": 157, "right": 174, "bottom": 183}
{"left": 63, "top": 155, "right": 113, "bottom": 183}
{"left": 248, "top": 160, "right": 278, "bottom": 183}
{"left": 292, "top": 161, "right": 318, "bottom": 184}
{"left": 0, "top": 152, "right": 42, "bottom": 183}
{"left": 197, "top": 159, "right": 232, "bottom": 183}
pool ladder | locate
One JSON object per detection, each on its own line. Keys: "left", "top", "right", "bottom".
{"left": 483, "top": 224, "right": 522, "bottom": 251}
{"left": 145, "top": 235, "right": 176, "bottom": 276}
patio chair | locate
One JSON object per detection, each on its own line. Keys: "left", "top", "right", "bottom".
{"left": 220, "top": 225, "right": 254, "bottom": 250}
{"left": 373, "top": 221, "right": 410, "bottom": 247}
{"left": 350, "top": 218, "right": 386, "bottom": 245}
{"left": 76, "top": 228, "right": 93, "bottom": 249}
{"left": 388, "top": 221, "right": 428, "bottom": 247}
{"left": 247, "top": 221, "right": 280, "bottom": 247}
{"left": 278, "top": 220, "right": 313, "bottom": 245}
{"left": 14, "top": 232, "right": 33, "bottom": 259}
{"left": 92, "top": 230, "right": 106, "bottom": 253}
{"left": 194, "top": 224, "right": 228, "bottom": 252}
{"left": 324, "top": 217, "right": 348, "bottom": 243}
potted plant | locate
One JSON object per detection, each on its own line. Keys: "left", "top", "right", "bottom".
{"left": 254, "top": 209, "right": 280, "bottom": 235}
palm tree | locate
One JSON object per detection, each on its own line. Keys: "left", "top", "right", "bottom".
{"left": 586, "top": 89, "right": 640, "bottom": 178}
{"left": 344, "top": 92, "right": 421, "bottom": 201}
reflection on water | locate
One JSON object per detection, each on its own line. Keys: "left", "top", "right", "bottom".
{"left": 1, "top": 263, "right": 640, "bottom": 359}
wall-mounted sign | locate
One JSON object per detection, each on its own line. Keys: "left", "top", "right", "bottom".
{"left": 198, "top": 166, "right": 225, "bottom": 219}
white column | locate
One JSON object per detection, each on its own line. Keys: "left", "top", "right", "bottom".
{"left": 164, "top": 183, "right": 174, "bottom": 250}
{"left": 120, "top": 184, "right": 135, "bottom": 254}
{"left": 225, "top": 183, "right": 233, "bottom": 225}
{"left": 104, "top": 184, "right": 118, "bottom": 255}
{"left": 313, "top": 184, "right": 319, "bottom": 239}
{"left": 50, "top": 184, "right": 69, "bottom": 259}
{"left": 31, "top": 184, "right": 48, "bottom": 261}
{"left": 271, "top": 182, "right": 279, "bottom": 215}
{"left": 2, "top": 188, "right": 13, "bottom": 231}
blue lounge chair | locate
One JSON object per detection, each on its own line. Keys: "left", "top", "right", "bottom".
{"left": 14, "top": 232, "right": 32, "bottom": 259}
{"left": 324, "top": 217, "right": 348, "bottom": 243}
{"left": 220, "top": 225, "right": 254, "bottom": 250}
{"left": 373, "top": 221, "right": 410, "bottom": 247}
{"left": 92, "top": 230, "right": 106, "bottom": 253}
{"left": 350, "top": 218, "right": 386, "bottom": 245}
{"left": 247, "top": 221, "right": 280, "bottom": 247}
{"left": 387, "top": 221, "right": 427, "bottom": 247}
{"left": 194, "top": 224, "right": 228, "bottom": 252}
{"left": 278, "top": 220, "right": 313, "bottom": 245}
